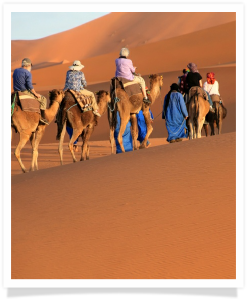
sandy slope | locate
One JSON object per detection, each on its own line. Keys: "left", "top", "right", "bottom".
{"left": 11, "top": 132, "right": 236, "bottom": 279}
{"left": 11, "top": 12, "right": 235, "bottom": 69}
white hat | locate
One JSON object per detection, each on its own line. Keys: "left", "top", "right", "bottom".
{"left": 69, "top": 60, "right": 84, "bottom": 71}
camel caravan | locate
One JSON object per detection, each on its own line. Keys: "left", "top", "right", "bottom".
{"left": 11, "top": 50, "right": 227, "bottom": 173}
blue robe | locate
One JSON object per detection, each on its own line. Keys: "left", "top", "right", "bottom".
{"left": 162, "top": 92, "right": 188, "bottom": 142}
{"left": 114, "top": 111, "right": 133, "bottom": 154}
{"left": 66, "top": 126, "right": 78, "bottom": 145}
{"left": 137, "top": 109, "right": 154, "bottom": 146}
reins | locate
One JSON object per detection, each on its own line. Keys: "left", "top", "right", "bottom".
{"left": 108, "top": 78, "right": 120, "bottom": 112}
{"left": 11, "top": 93, "right": 17, "bottom": 117}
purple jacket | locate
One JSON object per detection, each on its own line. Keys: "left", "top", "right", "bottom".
{"left": 115, "top": 58, "right": 135, "bottom": 80}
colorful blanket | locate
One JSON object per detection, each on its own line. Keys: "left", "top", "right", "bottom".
{"left": 17, "top": 91, "right": 40, "bottom": 114}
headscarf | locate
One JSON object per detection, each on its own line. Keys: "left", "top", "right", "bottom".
{"left": 182, "top": 68, "right": 190, "bottom": 74}
{"left": 207, "top": 72, "right": 216, "bottom": 84}
{"left": 187, "top": 62, "right": 199, "bottom": 73}
{"left": 164, "top": 83, "right": 180, "bottom": 116}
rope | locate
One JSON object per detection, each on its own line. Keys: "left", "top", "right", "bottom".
{"left": 108, "top": 78, "right": 120, "bottom": 112}
{"left": 166, "top": 118, "right": 186, "bottom": 135}
{"left": 11, "top": 93, "right": 16, "bottom": 117}
{"left": 66, "top": 103, "right": 78, "bottom": 112}
{"left": 108, "top": 97, "right": 120, "bottom": 112}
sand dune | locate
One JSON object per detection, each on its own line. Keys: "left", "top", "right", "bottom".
{"left": 11, "top": 11, "right": 236, "bottom": 280}
{"left": 11, "top": 12, "right": 235, "bottom": 68}
{"left": 11, "top": 132, "right": 236, "bottom": 279}
{"left": 19, "top": 21, "right": 236, "bottom": 91}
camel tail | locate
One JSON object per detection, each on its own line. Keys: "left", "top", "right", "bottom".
{"left": 222, "top": 103, "right": 227, "bottom": 119}
{"left": 193, "top": 94, "right": 199, "bottom": 123}
{"left": 108, "top": 85, "right": 118, "bottom": 130}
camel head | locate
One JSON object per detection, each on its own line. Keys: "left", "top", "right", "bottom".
{"left": 149, "top": 74, "right": 163, "bottom": 90}
{"left": 95, "top": 90, "right": 111, "bottom": 104}
{"left": 48, "top": 89, "right": 65, "bottom": 106}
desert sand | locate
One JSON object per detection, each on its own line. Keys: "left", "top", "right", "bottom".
{"left": 11, "top": 132, "right": 236, "bottom": 279}
{"left": 11, "top": 12, "right": 236, "bottom": 279}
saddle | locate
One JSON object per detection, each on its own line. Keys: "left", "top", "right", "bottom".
{"left": 67, "top": 89, "right": 93, "bottom": 112}
{"left": 188, "top": 86, "right": 208, "bottom": 102}
{"left": 110, "top": 77, "right": 142, "bottom": 98}
{"left": 211, "top": 94, "right": 222, "bottom": 103}
{"left": 11, "top": 91, "right": 40, "bottom": 114}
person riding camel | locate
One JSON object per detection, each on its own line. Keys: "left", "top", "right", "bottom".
{"left": 64, "top": 60, "right": 101, "bottom": 117}
{"left": 178, "top": 68, "right": 190, "bottom": 103}
{"left": 186, "top": 62, "right": 214, "bottom": 112}
{"left": 203, "top": 72, "right": 222, "bottom": 103}
{"left": 12, "top": 58, "right": 49, "bottom": 125}
{"left": 115, "top": 48, "right": 151, "bottom": 104}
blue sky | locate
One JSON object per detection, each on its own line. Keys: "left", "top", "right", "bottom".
{"left": 11, "top": 12, "right": 110, "bottom": 40}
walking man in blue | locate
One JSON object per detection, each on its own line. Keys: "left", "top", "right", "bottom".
{"left": 162, "top": 83, "right": 188, "bottom": 143}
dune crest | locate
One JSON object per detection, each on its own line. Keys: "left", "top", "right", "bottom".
{"left": 11, "top": 12, "right": 236, "bottom": 67}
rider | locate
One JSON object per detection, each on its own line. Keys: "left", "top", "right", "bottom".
{"left": 115, "top": 48, "right": 151, "bottom": 104}
{"left": 64, "top": 60, "right": 101, "bottom": 117}
{"left": 203, "top": 72, "right": 222, "bottom": 103}
{"left": 186, "top": 62, "right": 214, "bottom": 112}
{"left": 12, "top": 58, "right": 49, "bottom": 125}
{"left": 178, "top": 68, "right": 190, "bottom": 103}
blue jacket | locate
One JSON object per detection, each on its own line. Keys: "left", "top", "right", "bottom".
{"left": 13, "top": 68, "right": 33, "bottom": 91}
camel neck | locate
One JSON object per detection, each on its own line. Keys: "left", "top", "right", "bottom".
{"left": 97, "top": 100, "right": 108, "bottom": 116}
{"left": 150, "top": 83, "right": 161, "bottom": 103}
{"left": 44, "top": 100, "right": 60, "bottom": 123}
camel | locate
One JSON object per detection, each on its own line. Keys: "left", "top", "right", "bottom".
{"left": 108, "top": 74, "right": 163, "bottom": 153}
{"left": 188, "top": 90, "right": 210, "bottom": 139}
{"left": 186, "top": 102, "right": 210, "bottom": 138}
{"left": 56, "top": 90, "right": 111, "bottom": 164}
{"left": 11, "top": 89, "right": 65, "bottom": 173}
{"left": 205, "top": 98, "right": 227, "bottom": 135}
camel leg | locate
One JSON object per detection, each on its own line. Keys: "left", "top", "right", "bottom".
{"left": 30, "top": 128, "right": 45, "bottom": 171}
{"left": 203, "top": 124, "right": 209, "bottom": 137}
{"left": 209, "top": 122, "right": 215, "bottom": 136}
{"left": 69, "top": 128, "right": 82, "bottom": 162}
{"left": 117, "top": 117, "right": 130, "bottom": 153}
{"left": 30, "top": 132, "right": 36, "bottom": 171}
{"left": 86, "top": 144, "right": 90, "bottom": 160}
{"left": 81, "top": 126, "right": 94, "bottom": 161}
{"left": 109, "top": 127, "right": 115, "bottom": 154}
{"left": 58, "top": 121, "right": 67, "bottom": 165}
{"left": 213, "top": 121, "right": 217, "bottom": 135}
{"left": 197, "top": 117, "right": 204, "bottom": 138}
{"left": 15, "top": 132, "right": 31, "bottom": 173}
{"left": 130, "top": 114, "right": 138, "bottom": 150}
{"left": 218, "top": 119, "right": 222, "bottom": 134}
{"left": 188, "top": 119, "right": 194, "bottom": 140}
{"left": 140, "top": 112, "right": 153, "bottom": 149}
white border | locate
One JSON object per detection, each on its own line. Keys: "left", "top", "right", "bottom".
{"left": 4, "top": 3, "right": 244, "bottom": 288}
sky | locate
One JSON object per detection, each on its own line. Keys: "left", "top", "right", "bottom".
{"left": 11, "top": 12, "right": 110, "bottom": 40}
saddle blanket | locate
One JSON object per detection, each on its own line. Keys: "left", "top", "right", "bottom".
{"left": 211, "top": 94, "right": 222, "bottom": 102}
{"left": 189, "top": 86, "right": 208, "bottom": 102}
{"left": 68, "top": 89, "right": 93, "bottom": 111}
{"left": 17, "top": 91, "right": 40, "bottom": 114}
{"left": 112, "top": 77, "right": 142, "bottom": 98}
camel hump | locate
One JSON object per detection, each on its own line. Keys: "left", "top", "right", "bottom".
{"left": 13, "top": 91, "right": 41, "bottom": 114}
{"left": 110, "top": 76, "right": 142, "bottom": 98}
{"left": 189, "top": 86, "right": 208, "bottom": 102}
{"left": 67, "top": 89, "right": 93, "bottom": 112}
